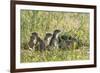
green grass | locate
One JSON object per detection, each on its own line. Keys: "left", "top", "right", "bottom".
{"left": 21, "top": 48, "right": 89, "bottom": 63}
{"left": 20, "top": 10, "right": 90, "bottom": 62}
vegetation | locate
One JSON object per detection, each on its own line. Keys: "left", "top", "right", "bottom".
{"left": 21, "top": 48, "right": 89, "bottom": 63}
{"left": 20, "top": 10, "right": 90, "bottom": 62}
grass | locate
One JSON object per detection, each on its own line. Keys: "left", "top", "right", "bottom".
{"left": 20, "top": 10, "right": 90, "bottom": 63}
{"left": 21, "top": 47, "right": 89, "bottom": 63}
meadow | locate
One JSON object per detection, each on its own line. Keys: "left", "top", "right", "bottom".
{"left": 20, "top": 9, "right": 90, "bottom": 62}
